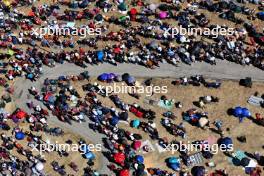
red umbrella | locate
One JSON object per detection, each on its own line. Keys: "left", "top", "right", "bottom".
{"left": 133, "top": 140, "right": 141, "bottom": 150}
{"left": 114, "top": 152, "right": 125, "bottom": 164}
{"left": 119, "top": 169, "right": 129, "bottom": 176}
{"left": 130, "top": 8, "right": 137, "bottom": 15}
{"left": 114, "top": 47, "right": 121, "bottom": 54}
{"left": 16, "top": 110, "right": 27, "bottom": 119}
{"left": 28, "top": 11, "right": 35, "bottom": 17}
{"left": 135, "top": 111, "right": 143, "bottom": 118}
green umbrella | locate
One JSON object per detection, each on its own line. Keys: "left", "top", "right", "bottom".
{"left": 119, "top": 16, "right": 128, "bottom": 22}
{"left": 118, "top": 3, "right": 127, "bottom": 11}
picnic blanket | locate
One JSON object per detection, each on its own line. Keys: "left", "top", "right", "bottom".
{"left": 186, "top": 152, "right": 204, "bottom": 167}
{"left": 248, "top": 96, "right": 264, "bottom": 106}
{"left": 143, "top": 98, "right": 159, "bottom": 106}
{"left": 228, "top": 150, "right": 247, "bottom": 165}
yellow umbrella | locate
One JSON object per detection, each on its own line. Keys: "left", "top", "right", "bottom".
{"left": 3, "top": 0, "right": 11, "bottom": 7}
{"left": 7, "top": 49, "right": 14, "bottom": 56}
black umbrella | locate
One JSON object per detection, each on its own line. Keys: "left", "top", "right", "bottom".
{"left": 159, "top": 4, "right": 170, "bottom": 11}
{"left": 119, "top": 111, "right": 128, "bottom": 121}
{"left": 191, "top": 166, "right": 205, "bottom": 176}
{"left": 95, "top": 14, "right": 103, "bottom": 21}
{"left": 122, "top": 73, "right": 130, "bottom": 81}
{"left": 240, "top": 157, "right": 250, "bottom": 167}
{"left": 258, "top": 156, "right": 264, "bottom": 166}
{"left": 133, "top": 134, "right": 142, "bottom": 140}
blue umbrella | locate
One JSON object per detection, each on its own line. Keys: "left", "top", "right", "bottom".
{"left": 233, "top": 106, "right": 243, "bottom": 117}
{"left": 127, "top": 76, "right": 135, "bottom": 84}
{"left": 169, "top": 163, "right": 180, "bottom": 171}
{"left": 27, "top": 73, "right": 33, "bottom": 79}
{"left": 168, "top": 157, "right": 179, "bottom": 164}
{"left": 135, "top": 155, "right": 144, "bottom": 164}
{"left": 98, "top": 73, "right": 108, "bottom": 81}
{"left": 97, "top": 51, "right": 104, "bottom": 61}
{"left": 167, "top": 157, "right": 180, "bottom": 171}
{"left": 218, "top": 137, "right": 233, "bottom": 150}
{"left": 84, "top": 152, "right": 95, "bottom": 160}
{"left": 15, "top": 131, "right": 25, "bottom": 140}
{"left": 108, "top": 73, "right": 116, "bottom": 80}
{"left": 80, "top": 144, "right": 90, "bottom": 153}
{"left": 241, "top": 108, "right": 251, "bottom": 118}
{"left": 132, "top": 119, "right": 140, "bottom": 128}
{"left": 257, "top": 11, "right": 264, "bottom": 19}
{"left": 110, "top": 116, "right": 119, "bottom": 126}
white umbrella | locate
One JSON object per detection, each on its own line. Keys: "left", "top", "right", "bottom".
{"left": 149, "top": 4, "right": 157, "bottom": 11}
{"left": 204, "top": 96, "right": 212, "bottom": 103}
{"left": 35, "top": 162, "right": 44, "bottom": 171}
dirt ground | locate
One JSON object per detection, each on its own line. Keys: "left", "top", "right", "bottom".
{"left": 70, "top": 77, "right": 264, "bottom": 175}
